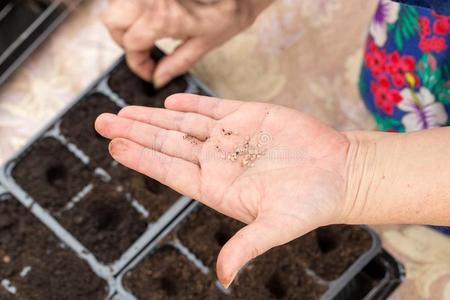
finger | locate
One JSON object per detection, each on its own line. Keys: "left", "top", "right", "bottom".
{"left": 109, "top": 29, "right": 126, "bottom": 47}
{"left": 96, "top": 113, "right": 201, "bottom": 164}
{"left": 165, "top": 94, "right": 243, "bottom": 120}
{"left": 109, "top": 138, "right": 201, "bottom": 199}
{"left": 102, "top": 0, "right": 142, "bottom": 44}
{"left": 118, "top": 106, "right": 215, "bottom": 140}
{"left": 216, "top": 217, "right": 313, "bottom": 288}
{"left": 122, "top": 10, "right": 161, "bottom": 52}
{"left": 153, "top": 38, "right": 211, "bottom": 88}
{"left": 125, "top": 50, "right": 155, "bottom": 81}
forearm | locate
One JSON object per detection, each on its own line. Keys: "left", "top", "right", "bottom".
{"left": 343, "top": 127, "right": 450, "bottom": 226}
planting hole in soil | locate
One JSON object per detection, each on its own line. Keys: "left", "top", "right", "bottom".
{"left": 265, "top": 272, "right": 287, "bottom": 299}
{"left": 45, "top": 164, "right": 67, "bottom": 187}
{"left": 316, "top": 226, "right": 338, "bottom": 253}
{"left": 60, "top": 93, "right": 120, "bottom": 168}
{"left": 0, "top": 194, "right": 107, "bottom": 300}
{"left": 108, "top": 165, "right": 180, "bottom": 223}
{"left": 58, "top": 182, "right": 147, "bottom": 264}
{"left": 144, "top": 177, "right": 162, "bottom": 195}
{"left": 108, "top": 50, "right": 188, "bottom": 107}
{"left": 214, "top": 225, "right": 234, "bottom": 247}
{"left": 12, "top": 137, "right": 91, "bottom": 213}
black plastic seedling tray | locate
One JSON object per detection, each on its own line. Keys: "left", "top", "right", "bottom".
{"left": 0, "top": 47, "right": 402, "bottom": 299}
{"left": 334, "top": 250, "right": 405, "bottom": 300}
{"left": 113, "top": 202, "right": 385, "bottom": 300}
{"left": 0, "top": 184, "right": 110, "bottom": 299}
{"left": 0, "top": 0, "right": 81, "bottom": 85}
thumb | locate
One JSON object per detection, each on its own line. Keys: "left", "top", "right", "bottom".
{"left": 216, "top": 217, "right": 313, "bottom": 288}
{"left": 153, "top": 38, "right": 211, "bottom": 88}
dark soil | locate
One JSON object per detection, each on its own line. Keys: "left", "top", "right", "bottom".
{"left": 108, "top": 164, "right": 181, "bottom": 223}
{"left": 60, "top": 92, "right": 120, "bottom": 168}
{"left": 108, "top": 49, "right": 188, "bottom": 107}
{"left": 11, "top": 137, "right": 91, "bottom": 214}
{"left": 294, "top": 226, "right": 373, "bottom": 281}
{"left": 232, "top": 244, "right": 327, "bottom": 300}
{"left": 58, "top": 182, "right": 148, "bottom": 264}
{"left": 176, "top": 206, "right": 372, "bottom": 295}
{"left": 178, "top": 207, "right": 243, "bottom": 269}
{"left": 124, "top": 246, "right": 223, "bottom": 300}
{"left": 0, "top": 194, "right": 106, "bottom": 300}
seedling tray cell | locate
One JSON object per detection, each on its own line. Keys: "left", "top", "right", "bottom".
{"left": 334, "top": 250, "right": 405, "bottom": 299}
{"left": 60, "top": 92, "right": 121, "bottom": 168}
{"left": 0, "top": 190, "right": 108, "bottom": 299}
{"left": 11, "top": 137, "right": 93, "bottom": 214}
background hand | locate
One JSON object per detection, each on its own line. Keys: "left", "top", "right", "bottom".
{"left": 95, "top": 94, "right": 351, "bottom": 287}
{"left": 102, "top": 0, "right": 272, "bottom": 86}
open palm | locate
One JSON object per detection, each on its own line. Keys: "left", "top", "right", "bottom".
{"left": 95, "top": 94, "right": 351, "bottom": 287}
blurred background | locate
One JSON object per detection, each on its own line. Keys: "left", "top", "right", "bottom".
{"left": 0, "top": 1, "right": 449, "bottom": 298}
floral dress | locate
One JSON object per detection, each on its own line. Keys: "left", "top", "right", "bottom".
{"left": 359, "top": 0, "right": 450, "bottom": 235}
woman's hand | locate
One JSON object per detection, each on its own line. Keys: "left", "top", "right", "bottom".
{"left": 102, "top": 0, "right": 273, "bottom": 86}
{"left": 95, "top": 94, "right": 353, "bottom": 287}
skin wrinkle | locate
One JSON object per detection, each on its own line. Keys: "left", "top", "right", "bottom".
{"left": 342, "top": 135, "right": 363, "bottom": 224}
{"left": 153, "top": 126, "right": 167, "bottom": 153}
{"left": 360, "top": 140, "right": 377, "bottom": 218}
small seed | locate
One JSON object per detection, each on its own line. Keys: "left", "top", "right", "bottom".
{"left": 3, "top": 256, "right": 11, "bottom": 263}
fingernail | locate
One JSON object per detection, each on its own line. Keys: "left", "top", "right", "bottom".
{"left": 222, "top": 271, "right": 238, "bottom": 289}
{"left": 154, "top": 74, "right": 170, "bottom": 89}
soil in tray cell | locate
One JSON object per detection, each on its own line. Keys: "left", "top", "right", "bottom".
{"left": 294, "top": 225, "right": 373, "bottom": 281}
{"left": 0, "top": 194, "right": 107, "bottom": 300}
{"left": 177, "top": 207, "right": 243, "bottom": 269}
{"left": 11, "top": 137, "right": 92, "bottom": 214}
{"left": 60, "top": 93, "right": 121, "bottom": 168}
{"left": 108, "top": 165, "right": 181, "bottom": 223}
{"left": 57, "top": 182, "right": 148, "bottom": 264}
{"left": 232, "top": 244, "right": 327, "bottom": 300}
{"left": 108, "top": 50, "right": 188, "bottom": 107}
{"left": 124, "top": 246, "right": 223, "bottom": 300}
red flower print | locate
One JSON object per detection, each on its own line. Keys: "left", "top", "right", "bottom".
{"left": 365, "top": 48, "right": 387, "bottom": 77}
{"left": 371, "top": 76, "right": 402, "bottom": 115}
{"left": 433, "top": 17, "right": 450, "bottom": 35}
{"left": 419, "top": 36, "right": 447, "bottom": 53}
{"left": 419, "top": 17, "right": 432, "bottom": 36}
{"left": 387, "top": 52, "right": 417, "bottom": 88}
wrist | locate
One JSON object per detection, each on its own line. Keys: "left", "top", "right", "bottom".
{"left": 340, "top": 130, "right": 398, "bottom": 224}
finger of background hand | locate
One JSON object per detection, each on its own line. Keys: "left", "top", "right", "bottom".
{"left": 165, "top": 94, "right": 242, "bottom": 120}
{"left": 118, "top": 106, "right": 215, "bottom": 140}
{"left": 123, "top": 11, "right": 161, "bottom": 52}
{"left": 216, "top": 217, "right": 310, "bottom": 288}
{"left": 153, "top": 38, "right": 211, "bottom": 88}
{"left": 96, "top": 113, "right": 201, "bottom": 164}
{"left": 126, "top": 50, "right": 155, "bottom": 81}
{"left": 109, "top": 138, "right": 201, "bottom": 199}
{"left": 102, "top": 0, "right": 142, "bottom": 46}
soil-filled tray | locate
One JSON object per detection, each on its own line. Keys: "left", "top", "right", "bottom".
{"left": 0, "top": 47, "right": 205, "bottom": 275}
{"left": 118, "top": 204, "right": 381, "bottom": 300}
{"left": 0, "top": 0, "right": 81, "bottom": 85}
{"left": 0, "top": 192, "right": 107, "bottom": 299}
